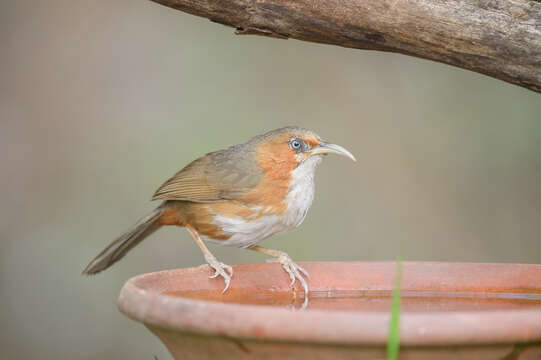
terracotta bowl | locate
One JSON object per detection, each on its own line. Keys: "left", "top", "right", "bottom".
{"left": 118, "top": 262, "right": 541, "bottom": 359}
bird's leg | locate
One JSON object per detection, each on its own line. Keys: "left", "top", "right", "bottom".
{"left": 186, "top": 225, "right": 233, "bottom": 293}
{"left": 248, "top": 245, "right": 309, "bottom": 308}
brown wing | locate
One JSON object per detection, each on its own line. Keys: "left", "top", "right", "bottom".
{"left": 152, "top": 144, "right": 262, "bottom": 202}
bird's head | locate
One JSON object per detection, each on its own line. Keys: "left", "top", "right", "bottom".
{"left": 250, "top": 126, "right": 356, "bottom": 180}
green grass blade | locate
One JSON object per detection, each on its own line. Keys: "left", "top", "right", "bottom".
{"left": 386, "top": 260, "right": 402, "bottom": 360}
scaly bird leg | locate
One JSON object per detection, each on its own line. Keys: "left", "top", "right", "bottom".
{"left": 186, "top": 225, "right": 233, "bottom": 293}
{"left": 248, "top": 245, "right": 309, "bottom": 308}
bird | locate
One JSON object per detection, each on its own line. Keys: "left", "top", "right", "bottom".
{"left": 83, "top": 126, "right": 355, "bottom": 302}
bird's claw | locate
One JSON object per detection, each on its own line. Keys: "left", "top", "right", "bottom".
{"left": 267, "top": 253, "right": 309, "bottom": 308}
{"left": 204, "top": 254, "right": 233, "bottom": 293}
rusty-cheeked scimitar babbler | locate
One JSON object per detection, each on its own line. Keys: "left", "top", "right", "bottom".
{"left": 83, "top": 126, "right": 356, "bottom": 301}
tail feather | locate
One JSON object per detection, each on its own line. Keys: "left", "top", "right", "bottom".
{"left": 82, "top": 208, "right": 164, "bottom": 275}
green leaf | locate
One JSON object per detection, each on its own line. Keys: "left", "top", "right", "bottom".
{"left": 386, "top": 259, "right": 402, "bottom": 360}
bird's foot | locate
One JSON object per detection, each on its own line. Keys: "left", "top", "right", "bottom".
{"left": 204, "top": 253, "right": 233, "bottom": 293}
{"left": 267, "top": 253, "right": 309, "bottom": 308}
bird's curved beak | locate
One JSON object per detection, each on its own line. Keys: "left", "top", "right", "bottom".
{"left": 309, "top": 141, "right": 356, "bottom": 162}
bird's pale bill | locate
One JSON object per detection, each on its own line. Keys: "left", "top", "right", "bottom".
{"left": 309, "top": 142, "right": 356, "bottom": 162}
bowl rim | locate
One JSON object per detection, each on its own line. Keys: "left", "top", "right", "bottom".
{"left": 118, "top": 261, "right": 541, "bottom": 346}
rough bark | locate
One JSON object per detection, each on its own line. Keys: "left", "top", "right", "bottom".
{"left": 151, "top": 0, "right": 541, "bottom": 93}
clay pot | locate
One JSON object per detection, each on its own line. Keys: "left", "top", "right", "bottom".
{"left": 118, "top": 262, "right": 541, "bottom": 359}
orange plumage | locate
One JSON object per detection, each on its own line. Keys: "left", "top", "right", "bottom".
{"left": 83, "top": 126, "right": 355, "bottom": 303}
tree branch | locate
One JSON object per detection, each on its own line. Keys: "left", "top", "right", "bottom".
{"left": 151, "top": 0, "right": 541, "bottom": 93}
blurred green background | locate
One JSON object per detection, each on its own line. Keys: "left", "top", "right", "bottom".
{"left": 1, "top": 0, "right": 540, "bottom": 359}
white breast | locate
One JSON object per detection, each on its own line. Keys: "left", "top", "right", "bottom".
{"left": 281, "top": 155, "right": 321, "bottom": 229}
{"left": 203, "top": 156, "right": 323, "bottom": 248}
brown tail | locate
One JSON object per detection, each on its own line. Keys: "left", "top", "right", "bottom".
{"left": 82, "top": 207, "right": 164, "bottom": 275}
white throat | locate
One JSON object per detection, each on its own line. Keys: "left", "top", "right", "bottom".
{"left": 282, "top": 155, "right": 323, "bottom": 228}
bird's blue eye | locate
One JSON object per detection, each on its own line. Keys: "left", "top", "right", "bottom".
{"left": 290, "top": 139, "right": 301, "bottom": 150}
